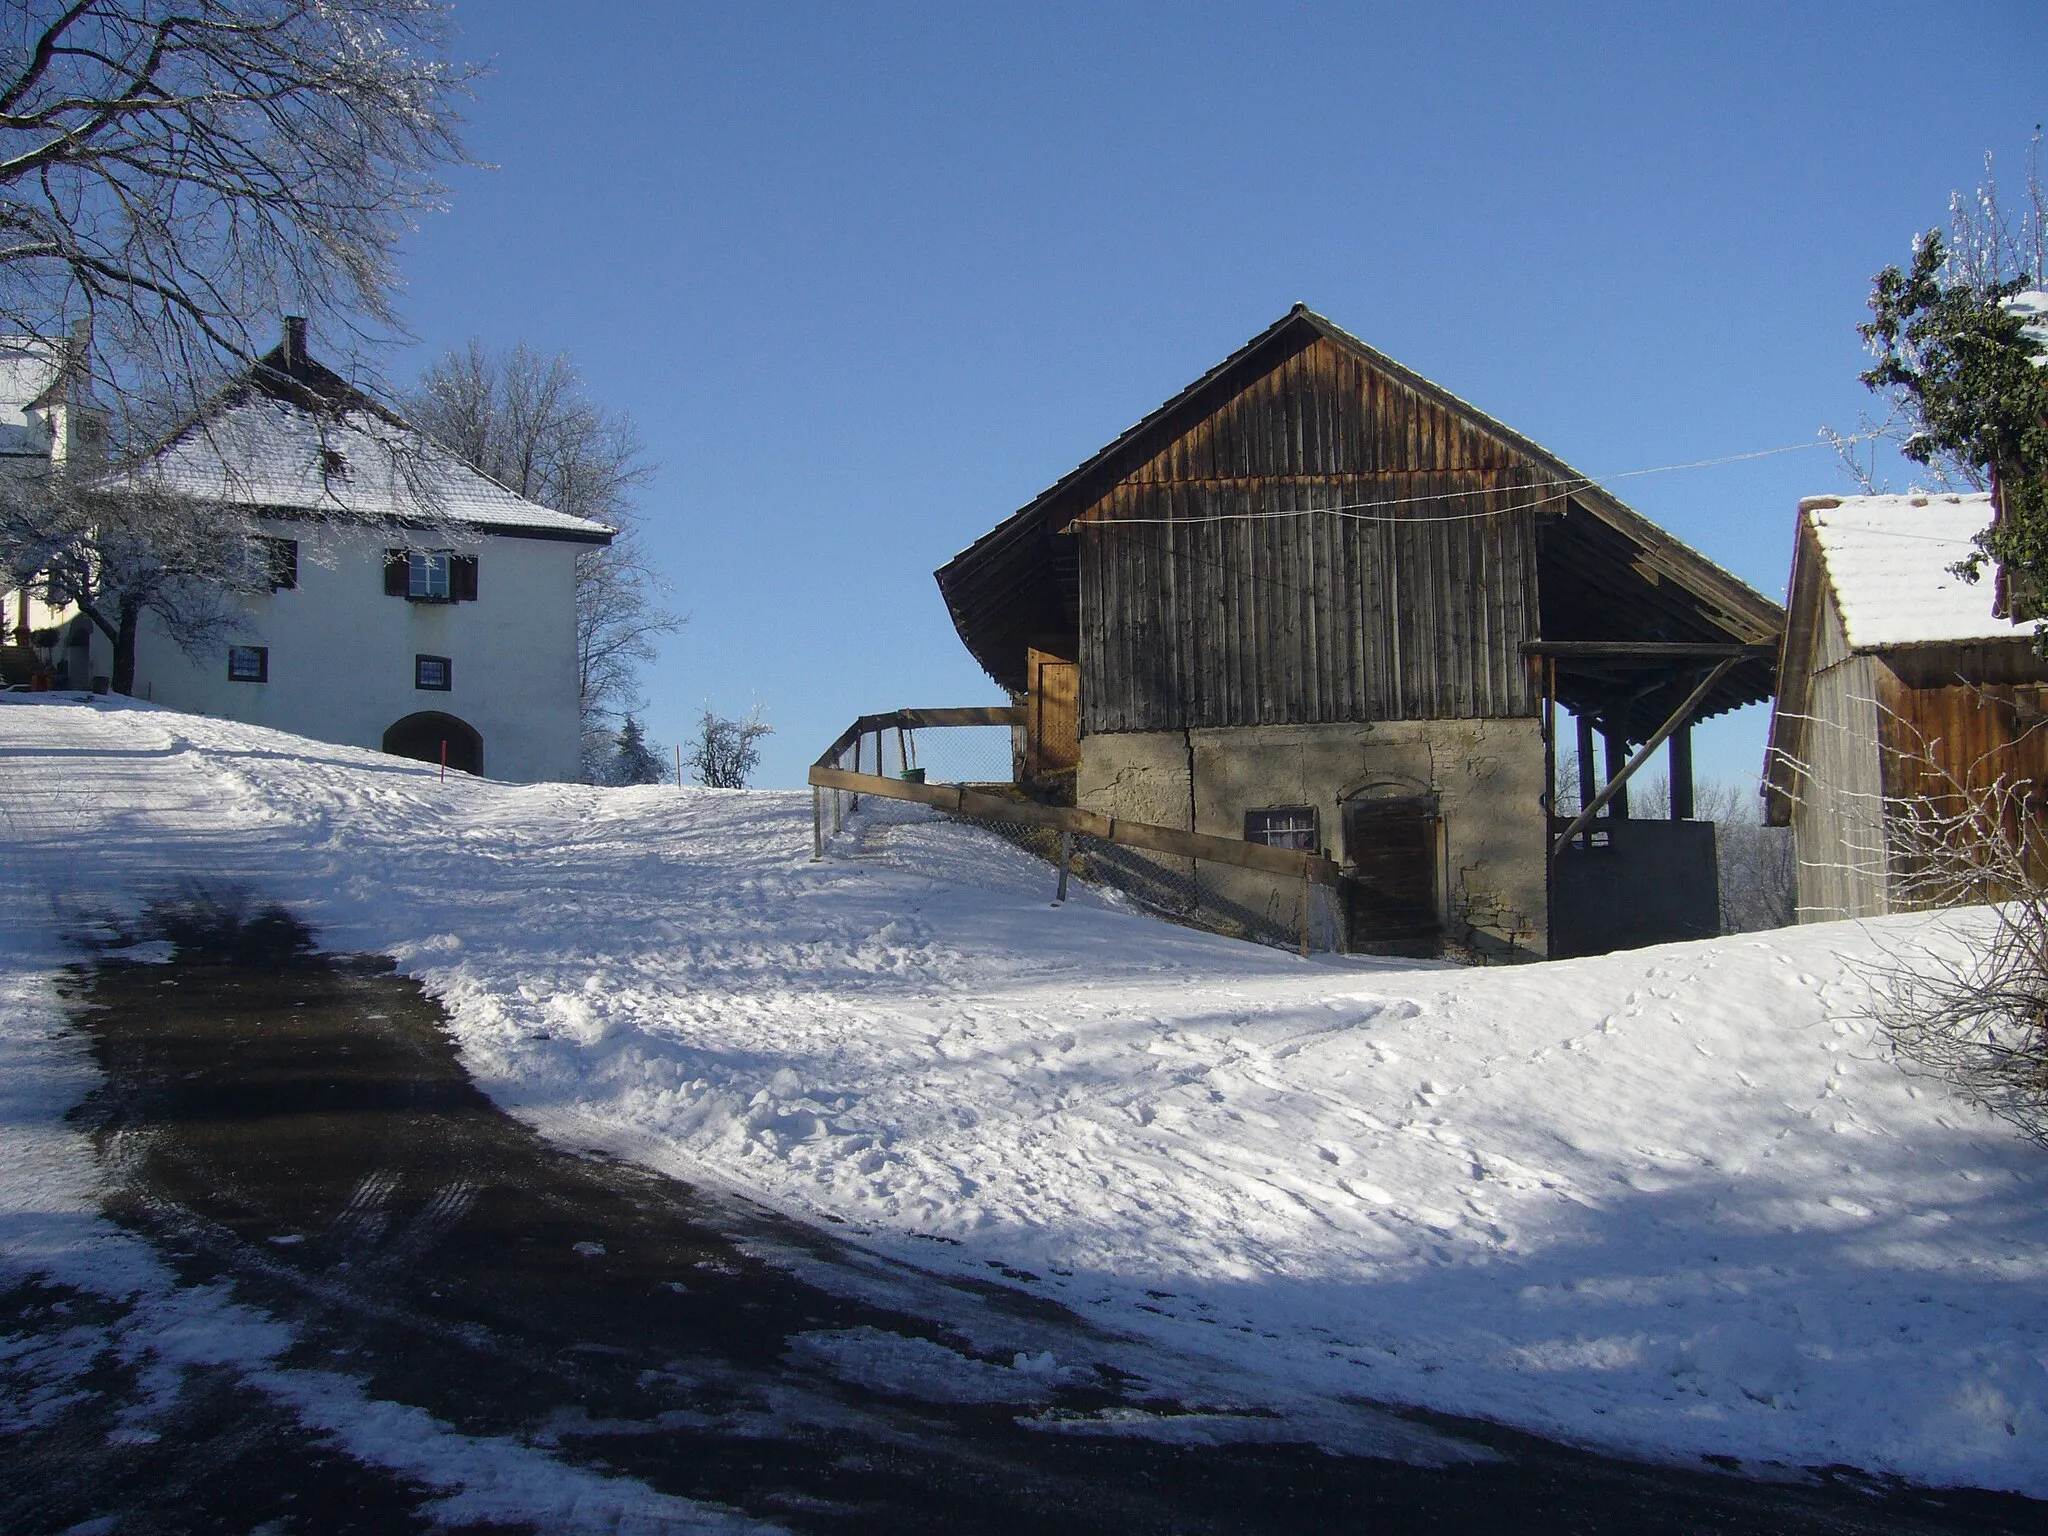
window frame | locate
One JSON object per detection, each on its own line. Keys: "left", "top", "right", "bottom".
{"left": 413, "top": 653, "right": 452, "bottom": 692}
{"left": 408, "top": 551, "right": 453, "bottom": 601}
{"left": 252, "top": 535, "right": 297, "bottom": 592}
{"left": 1244, "top": 805, "right": 1320, "bottom": 852}
{"left": 227, "top": 645, "right": 269, "bottom": 683}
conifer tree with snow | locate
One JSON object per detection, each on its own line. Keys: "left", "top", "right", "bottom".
{"left": 1859, "top": 144, "right": 2048, "bottom": 634}
{"left": 606, "top": 716, "right": 667, "bottom": 786}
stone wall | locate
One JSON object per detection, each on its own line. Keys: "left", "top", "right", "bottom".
{"left": 1077, "top": 719, "right": 1548, "bottom": 958}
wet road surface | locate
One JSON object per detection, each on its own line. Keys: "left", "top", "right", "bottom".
{"left": 5, "top": 900, "right": 2045, "bottom": 1534}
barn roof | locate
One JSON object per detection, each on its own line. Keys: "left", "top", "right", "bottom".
{"left": 1800, "top": 493, "right": 2017, "bottom": 650}
{"left": 936, "top": 304, "right": 1782, "bottom": 723}
{"left": 123, "top": 333, "right": 615, "bottom": 544}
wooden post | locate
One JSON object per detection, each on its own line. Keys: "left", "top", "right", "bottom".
{"left": 849, "top": 735, "right": 860, "bottom": 812}
{"left": 1553, "top": 659, "right": 1739, "bottom": 856}
{"left": 1602, "top": 725, "right": 1630, "bottom": 819}
{"left": 812, "top": 786, "right": 824, "bottom": 860}
{"left": 439, "top": 738, "right": 447, "bottom": 784}
{"left": 676, "top": 742, "right": 684, "bottom": 787}
{"left": 1575, "top": 712, "right": 1596, "bottom": 820}
{"left": 1054, "top": 829, "right": 1071, "bottom": 904}
{"left": 1669, "top": 724, "right": 1694, "bottom": 820}
{"left": 1299, "top": 867, "right": 1312, "bottom": 957}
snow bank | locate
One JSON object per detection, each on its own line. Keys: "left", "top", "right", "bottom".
{"left": 3, "top": 695, "right": 2046, "bottom": 1494}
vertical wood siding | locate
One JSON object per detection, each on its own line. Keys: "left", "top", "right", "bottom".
{"left": 1076, "top": 337, "right": 1542, "bottom": 733}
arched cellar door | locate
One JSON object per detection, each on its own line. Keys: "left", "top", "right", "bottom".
{"left": 382, "top": 711, "right": 483, "bottom": 776}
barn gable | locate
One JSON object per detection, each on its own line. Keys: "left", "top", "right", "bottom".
{"left": 937, "top": 305, "right": 1781, "bottom": 742}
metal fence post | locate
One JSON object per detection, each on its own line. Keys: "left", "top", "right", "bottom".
{"left": 1054, "top": 829, "right": 1072, "bottom": 904}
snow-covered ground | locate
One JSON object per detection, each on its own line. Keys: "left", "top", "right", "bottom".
{"left": 3, "top": 696, "right": 2047, "bottom": 1497}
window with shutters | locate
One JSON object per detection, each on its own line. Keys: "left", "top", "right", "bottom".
{"left": 383, "top": 549, "right": 478, "bottom": 603}
{"left": 1244, "top": 806, "right": 1319, "bottom": 851}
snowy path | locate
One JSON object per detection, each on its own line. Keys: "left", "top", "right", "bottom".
{"left": 3, "top": 696, "right": 2048, "bottom": 1498}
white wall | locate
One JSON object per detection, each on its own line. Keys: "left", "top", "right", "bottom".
{"left": 124, "top": 519, "right": 585, "bottom": 783}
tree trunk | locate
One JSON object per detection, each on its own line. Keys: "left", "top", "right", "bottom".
{"left": 111, "top": 597, "right": 140, "bottom": 695}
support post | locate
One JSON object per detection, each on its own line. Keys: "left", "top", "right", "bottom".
{"left": 1553, "top": 658, "right": 1738, "bottom": 856}
{"left": 1602, "top": 726, "right": 1630, "bottom": 819}
{"left": 1299, "top": 867, "right": 1312, "bottom": 957}
{"left": 1575, "top": 712, "right": 1596, "bottom": 819}
{"left": 1669, "top": 724, "right": 1694, "bottom": 820}
{"left": 812, "top": 786, "right": 824, "bottom": 860}
{"left": 1054, "top": 829, "right": 1072, "bottom": 905}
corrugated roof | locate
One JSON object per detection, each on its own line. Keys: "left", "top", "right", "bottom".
{"left": 1803, "top": 492, "right": 2021, "bottom": 649}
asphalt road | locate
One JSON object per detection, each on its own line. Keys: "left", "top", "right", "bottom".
{"left": 3, "top": 898, "right": 2042, "bottom": 1535}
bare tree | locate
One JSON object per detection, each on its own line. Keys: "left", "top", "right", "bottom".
{"left": 0, "top": 0, "right": 476, "bottom": 430}
{"left": 1855, "top": 737, "right": 2048, "bottom": 1146}
{"left": 0, "top": 465, "right": 267, "bottom": 689}
{"left": 405, "top": 340, "right": 682, "bottom": 776}
{"left": 685, "top": 709, "right": 770, "bottom": 790}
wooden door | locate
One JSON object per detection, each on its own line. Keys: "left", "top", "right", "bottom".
{"left": 1026, "top": 648, "right": 1079, "bottom": 783}
{"left": 1342, "top": 799, "right": 1441, "bottom": 956}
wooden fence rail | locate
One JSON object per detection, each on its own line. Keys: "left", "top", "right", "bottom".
{"left": 809, "top": 708, "right": 1340, "bottom": 888}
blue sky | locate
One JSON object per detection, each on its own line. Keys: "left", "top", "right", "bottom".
{"left": 389, "top": 2, "right": 2046, "bottom": 792}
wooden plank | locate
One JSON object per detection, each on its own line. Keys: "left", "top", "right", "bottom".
{"left": 807, "top": 765, "right": 1341, "bottom": 885}
{"left": 1523, "top": 641, "right": 1777, "bottom": 661}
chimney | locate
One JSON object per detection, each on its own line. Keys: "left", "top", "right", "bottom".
{"left": 282, "top": 315, "right": 308, "bottom": 369}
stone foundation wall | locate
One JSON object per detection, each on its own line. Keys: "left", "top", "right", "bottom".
{"left": 1077, "top": 719, "right": 1547, "bottom": 958}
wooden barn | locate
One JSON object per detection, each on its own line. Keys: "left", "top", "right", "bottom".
{"left": 1764, "top": 491, "right": 2048, "bottom": 920}
{"left": 937, "top": 306, "right": 1785, "bottom": 958}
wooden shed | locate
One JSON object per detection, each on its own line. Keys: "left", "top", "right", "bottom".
{"left": 938, "top": 305, "right": 1784, "bottom": 958}
{"left": 1765, "top": 492, "right": 2048, "bottom": 919}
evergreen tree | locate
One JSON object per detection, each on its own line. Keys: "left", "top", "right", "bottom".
{"left": 608, "top": 716, "right": 666, "bottom": 786}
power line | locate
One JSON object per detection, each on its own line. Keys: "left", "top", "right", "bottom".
{"left": 1075, "top": 433, "right": 1877, "bottom": 528}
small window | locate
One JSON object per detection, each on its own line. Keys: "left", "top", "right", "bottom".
{"left": 251, "top": 535, "right": 297, "bottom": 591}
{"left": 409, "top": 552, "right": 451, "bottom": 600}
{"left": 414, "top": 654, "right": 451, "bottom": 691}
{"left": 227, "top": 645, "right": 268, "bottom": 683}
{"left": 1245, "top": 805, "right": 1319, "bottom": 851}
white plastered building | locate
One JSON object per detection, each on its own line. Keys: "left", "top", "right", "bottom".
{"left": 13, "top": 320, "right": 612, "bottom": 783}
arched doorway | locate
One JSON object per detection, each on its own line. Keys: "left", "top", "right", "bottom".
{"left": 383, "top": 711, "right": 483, "bottom": 775}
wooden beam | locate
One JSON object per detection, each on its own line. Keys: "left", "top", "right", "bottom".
{"left": 1552, "top": 657, "right": 1740, "bottom": 855}
{"left": 814, "top": 706, "right": 1025, "bottom": 769}
{"left": 1522, "top": 641, "right": 1775, "bottom": 662}
{"left": 808, "top": 764, "right": 1342, "bottom": 885}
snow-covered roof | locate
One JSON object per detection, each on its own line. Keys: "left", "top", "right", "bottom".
{"left": 124, "top": 338, "right": 615, "bottom": 543}
{"left": 1802, "top": 491, "right": 2026, "bottom": 649}
{"left": 135, "top": 395, "right": 614, "bottom": 540}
